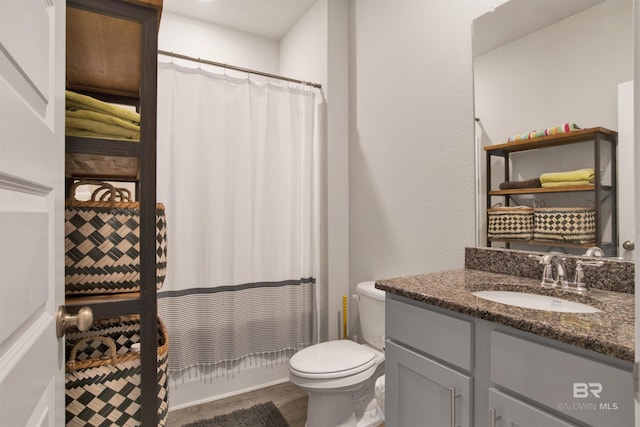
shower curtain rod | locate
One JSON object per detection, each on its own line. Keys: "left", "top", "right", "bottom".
{"left": 158, "top": 50, "right": 322, "bottom": 89}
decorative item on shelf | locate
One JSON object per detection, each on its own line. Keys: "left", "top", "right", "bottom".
{"left": 64, "top": 315, "right": 169, "bottom": 426}
{"left": 65, "top": 179, "right": 167, "bottom": 295}
{"left": 487, "top": 204, "right": 534, "bottom": 241}
{"left": 506, "top": 122, "right": 581, "bottom": 143}
{"left": 533, "top": 206, "right": 596, "bottom": 244}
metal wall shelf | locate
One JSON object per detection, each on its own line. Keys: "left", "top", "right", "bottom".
{"left": 484, "top": 127, "right": 618, "bottom": 256}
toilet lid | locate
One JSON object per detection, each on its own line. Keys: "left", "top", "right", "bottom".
{"left": 289, "top": 340, "right": 376, "bottom": 379}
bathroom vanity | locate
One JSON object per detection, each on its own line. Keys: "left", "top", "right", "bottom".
{"left": 378, "top": 247, "right": 634, "bottom": 427}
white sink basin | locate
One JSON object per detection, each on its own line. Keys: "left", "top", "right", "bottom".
{"left": 471, "top": 290, "right": 602, "bottom": 313}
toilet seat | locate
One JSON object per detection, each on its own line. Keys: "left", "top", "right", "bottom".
{"left": 290, "top": 340, "right": 376, "bottom": 379}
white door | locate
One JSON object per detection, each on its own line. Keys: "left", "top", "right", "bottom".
{"left": 618, "top": 81, "right": 635, "bottom": 260}
{"left": 635, "top": 3, "right": 640, "bottom": 427}
{"left": 0, "top": 1, "right": 65, "bottom": 426}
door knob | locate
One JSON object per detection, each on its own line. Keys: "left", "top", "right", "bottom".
{"left": 623, "top": 240, "right": 635, "bottom": 251}
{"left": 56, "top": 305, "right": 93, "bottom": 338}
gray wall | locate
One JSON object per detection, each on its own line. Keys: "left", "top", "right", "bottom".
{"left": 348, "top": 0, "right": 495, "bottom": 335}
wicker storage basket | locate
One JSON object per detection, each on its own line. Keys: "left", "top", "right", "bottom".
{"left": 533, "top": 207, "right": 596, "bottom": 243}
{"left": 487, "top": 206, "right": 534, "bottom": 240}
{"left": 65, "top": 180, "right": 167, "bottom": 295}
{"left": 65, "top": 315, "right": 169, "bottom": 426}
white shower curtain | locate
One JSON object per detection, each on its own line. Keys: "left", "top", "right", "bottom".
{"left": 156, "top": 61, "right": 323, "bottom": 378}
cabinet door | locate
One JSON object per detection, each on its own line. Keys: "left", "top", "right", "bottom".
{"left": 386, "top": 341, "right": 472, "bottom": 427}
{"left": 489, "top": 388, "right": 578, "bottom": 427}
{"left": 490, "top": 331, "right": 633, "bottom": 426}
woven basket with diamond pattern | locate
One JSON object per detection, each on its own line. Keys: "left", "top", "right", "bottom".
{"left": 487, "top": 206, "right": 534, "bottom": 240}
{"left": 533, "top": 207, "right": 596, "bottom": 243}
{"left": 65, "top": 180, "right": 167, "bottom": 295}
{"left": 65, "top": 315, "right": 169, "bottom": 426}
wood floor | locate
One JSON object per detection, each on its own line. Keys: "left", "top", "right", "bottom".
{"left": 166, "top": 381, "right": 309, "bottom": 427}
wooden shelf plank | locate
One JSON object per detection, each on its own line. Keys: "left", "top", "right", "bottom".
{"left": 65, "top": 293, "right": 141, "bottom": 319}
{"left": 484, "top": 127, "right": 617, "bottom": 155}
{"left": 488, "top": 239, "right": 603, "bottom": 249}
{"left": 488, "top": 184, "right": 613, "bottom": 196}
{"left": 66, "top": 136, "right": 141, "bottom": 156}
{"left": 120, "top": 0, "right": 163, "bottom": 12}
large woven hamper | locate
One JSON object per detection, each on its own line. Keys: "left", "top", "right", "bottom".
{"left": 65, "top": 315, "right": 169, "bottom": 426}
{"left": 487, "top": 206, "right": 534, "bottom": 240}
{"left": 533, "top": 207, "right": 596, "bottom": 243}
{"left": 65, "top": 180, "right": 167, "bottom": 295}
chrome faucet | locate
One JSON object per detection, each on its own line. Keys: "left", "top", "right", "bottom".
{"left": 529, "top": 252, "right": 568, "bottom": 287}
{"left": 529, "top": 252, "right": 603, "bottom": 293}
{"left": 542, "top": 253, "right": 569, "bottom": 288}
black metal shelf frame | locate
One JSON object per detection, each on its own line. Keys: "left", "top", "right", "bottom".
{"left": 65, "top": 0, "right": 159, "bottom": 424}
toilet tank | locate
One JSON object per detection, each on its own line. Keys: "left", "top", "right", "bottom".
{"left": 356, "top": 281, "right": 386, "bottom": 351}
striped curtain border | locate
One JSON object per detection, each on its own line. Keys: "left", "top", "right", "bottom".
{"left": 157, "top": 277, "right": 316, "bottom": 298}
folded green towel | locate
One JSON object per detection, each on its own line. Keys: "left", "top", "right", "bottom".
{"left": 66, "top": 90, "right": 140, "bottom": 124}
{"left": 66, "top": 109, "right": 140, "bottom": 132}
{"left": 66, "top": 116, "right": 140, "bottom": 140}
{"left": 540, "top": 168, "right": 595, "bottom": 183}
{"left": 541, "top": 181, "right": 593, "bottom": 188}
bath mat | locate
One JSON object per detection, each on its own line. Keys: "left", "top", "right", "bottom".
{"left": 182, "top": 401, "right": 290, "bottom": 427}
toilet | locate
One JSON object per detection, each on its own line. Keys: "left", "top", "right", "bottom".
{"left": 289, "top": 281, "right": 386, "bottom": 427}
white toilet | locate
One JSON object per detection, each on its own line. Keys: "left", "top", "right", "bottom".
{"left": 289, "top": 281, "right": 386, "bottom": 427}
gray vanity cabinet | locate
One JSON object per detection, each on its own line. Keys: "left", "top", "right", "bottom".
{"left": 385, "top": 297, "right": 473, "bottom": 427}
{"left": 385, "top": 294, "right": 634, "bottom": 427}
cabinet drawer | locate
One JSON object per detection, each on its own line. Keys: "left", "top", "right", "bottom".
{"left": 386, "top": 297, "right": 472, "bottom": 370}
{"left": 490, "top": 331, "right": 632, "bottom": 426}
{"left": 489, "top": 388, "right": 577, "bottom": 427}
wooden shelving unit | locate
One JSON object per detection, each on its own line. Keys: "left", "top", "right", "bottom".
{"left": 65, "top": 0, "right": 162, "bottom": 424}
{"left": 484, "top": 127, "right": 618, "bottom": 256}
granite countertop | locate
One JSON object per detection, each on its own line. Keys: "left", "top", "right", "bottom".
{"left": 376, "top": 268, "right": 635, "bottom": 362}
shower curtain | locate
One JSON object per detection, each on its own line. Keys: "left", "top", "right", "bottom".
{"left": 156, "top": 61, "right": 323, "bottom": 379}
